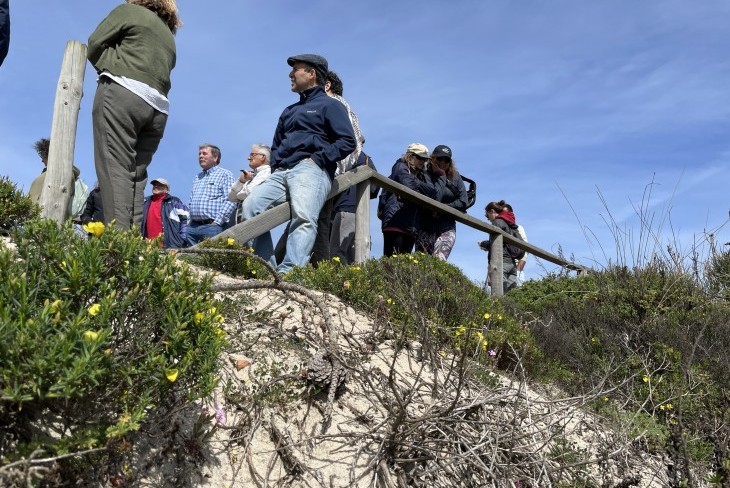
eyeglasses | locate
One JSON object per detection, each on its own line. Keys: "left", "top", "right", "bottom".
{"left": 412, "top": 154, "right": 429, "bottom": 162}
{"left": 435, "top": 157, "right": 452, "bottom": 164}
{"left": 248, "top": 153, "right": 265, "bottom": 158}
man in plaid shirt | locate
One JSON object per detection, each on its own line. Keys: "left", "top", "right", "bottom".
{"left": 186, "top": 143, "right": 237, "bottom": 246}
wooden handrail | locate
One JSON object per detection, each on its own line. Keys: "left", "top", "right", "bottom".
{"left": 216, "top": 164, "right": 588, "bottom": 295}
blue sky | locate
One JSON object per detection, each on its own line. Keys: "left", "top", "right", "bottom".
{"left": 2, "top": 1, "right": 729, "bottom": 284}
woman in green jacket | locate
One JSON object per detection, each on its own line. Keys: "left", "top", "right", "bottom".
{"left": 88, "top": 0, "right": 181, "bottom": 230}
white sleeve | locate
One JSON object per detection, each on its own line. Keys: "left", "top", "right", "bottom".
{"left": 518, "top": 225, "right": 528, "bottom": 262}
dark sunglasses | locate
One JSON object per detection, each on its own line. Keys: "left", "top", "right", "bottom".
{"left": 435, "top": 156, "right": 452, "bottom": 164}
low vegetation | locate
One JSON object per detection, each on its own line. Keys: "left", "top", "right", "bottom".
{"left": 1, "top": 175, "right": 728, "bottom": 486}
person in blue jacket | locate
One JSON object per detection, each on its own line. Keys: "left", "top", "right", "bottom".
{"left": 0, "top": 0, "right": 9, "bottom": 67}
{"left": 141, "top": 177, "right": 190, "bottom": 248}
{"left": 415, "top": 144, "right": 468, "bottom": 261}
{"left": 242, "top": 53, "right": 356, "bottom": 273}
{"left": 378, "top": 143, "right": 445, "bottom": 256}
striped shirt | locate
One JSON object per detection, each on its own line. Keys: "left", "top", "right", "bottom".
{"left": 188, "top": 166, "right": 237, "bottom": 224}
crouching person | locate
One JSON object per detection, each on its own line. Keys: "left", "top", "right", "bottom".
{"left": 142, "top": 177, "right": 189, "bottom": 248}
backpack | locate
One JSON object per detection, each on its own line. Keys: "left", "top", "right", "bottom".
{"left": 70, "top": 177, "right": 89, "bottom": 220}
{"left": 505, "top": 226, "right": 526, "bottom": 260}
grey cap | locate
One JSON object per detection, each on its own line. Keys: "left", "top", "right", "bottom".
{"left": 287, "top": 54, "right": 328, "bottom": 83}
{"left": 150, "top": 178, "right": 170, "bottom": 189}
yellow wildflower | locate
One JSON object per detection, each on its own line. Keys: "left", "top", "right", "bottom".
{"left": 165, "top": 369, "right": 179, "bottom": 382}
{"left": 194, "top": 312, "right": 205, "bottom": 325}
{"left": 455, "top": 326, "right": 466, "bottom": 337}
{"left": 497, "top": 314, "right": 503, "bottom": 320}
{"left": 642, "top": 375, "right": 649, "bottom": 383}
{"left": 353, "top": 266, "right": 361, "bottom": 271}
{"left": 251, "top": 270, "right": 256, "bottom": 275}
{"left": 483, "top": 313, "right": 491, "bottom": 320}
{"left": 83, "top": 221, "right": 105, "bottom": 237}
{"left": 332, "top": 256, "right": 341, "bottom": 263}
{"left": 413, "top": 259, "right": 419, "bottom": 264}
{"left": 83, "top": 330, "right": 99, "bottom": 342}
{"left": 227, "top": 238, "right": 235, "bottom": 246}
{"left": 214, "top": 314, "right": 225, "bottom": 323}
{"left": 104, "top": 348, "right": 113, "bottom": 356}
{"left": 50, "top": 299, "right": 62, "bottom": 313}
{"left": 386, "top": 298, "right": 393, "bottom": 305}
{"left": 88, "top": 303, "right": 101, "bottom": 317}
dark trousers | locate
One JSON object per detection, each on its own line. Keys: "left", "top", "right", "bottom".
{"left": 383, "top": 231, "right": 415, "bottom": 257}
{"left": 93, "top": 78, "right": 167, "bottom": 230}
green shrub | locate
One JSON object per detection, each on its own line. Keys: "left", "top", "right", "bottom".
{"left": 0, "top": 220, "right": 225, "bottom": 477}
{"left": 509, "top": 261, "right": 730, "bottom": 476}
{"left": 286, "top": 253, "right": 541, "bottom": 370}
{"left": 706, "top": 249, "right": 730, "bottom": 301}
{"left": 195, "top": 236, "right": 269, "bottom": 278}
{"left": 0, "top": 176, "right": 40, "bottom": 232}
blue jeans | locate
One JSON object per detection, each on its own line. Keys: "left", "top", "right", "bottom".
{"left": 243, "top": 160, "right": 331, "bottom": 273}
{"left": 186, "top": 223, "right": 223, "bottom": 246}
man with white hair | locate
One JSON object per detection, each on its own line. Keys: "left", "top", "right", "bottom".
{"left": 228, "top": 143, "right": 272, "bottom": 224}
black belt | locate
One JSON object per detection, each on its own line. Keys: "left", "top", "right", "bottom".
{"left": 191, "top": 218, "right": 215, "bottom": 225}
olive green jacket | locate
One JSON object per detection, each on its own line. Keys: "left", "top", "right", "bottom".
{"left": 88, "top": 4, "right": 176, "bottom": 95}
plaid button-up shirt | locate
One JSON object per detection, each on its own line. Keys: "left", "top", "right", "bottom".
{"left": 188, "top": 165, "right": 237, "bottom": 224}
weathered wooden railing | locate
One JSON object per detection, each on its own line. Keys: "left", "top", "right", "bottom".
{"left": 217, "top": 165, "right": 587, "bottom": 295}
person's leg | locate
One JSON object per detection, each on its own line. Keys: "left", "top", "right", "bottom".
{"left": 242, "top": 171, "right": 288, "bottom": 264}
{"left": 383, "top": 231, "right": 396, "bottom": 257}
{"left": 274, "top": 223, "right": 289, "bottom": 265}
{"left": 330, "top": 211, "right": 356, "bottom": 264}
{"left": 186, "top": 223, "right": 224, "bottom": 246}
{"left": 433, "top": 229, "right": 456, "bottom": 261}
{"left": 384, "top": 231, "right": 414, "bottom": 256}
{"left": 398, "top": 234, "right": 416, "bottom": 254}
{"left": 132, "top": 110, "right": 167, "bottom": 228}
{"left": 310, "top": 198, "right": 333, "bottom": 266}
{"left": 277, "top": 160, "right": 330, "bottom": 273}
{"left": 503, "top": 260, "right": 518, "bottom": 293}
{"left": 92, "top": 79, "right": 156, "bottom": 230}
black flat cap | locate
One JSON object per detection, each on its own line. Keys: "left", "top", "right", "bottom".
{"left": 287, "top": 54, "right": 328, "bottom": 82}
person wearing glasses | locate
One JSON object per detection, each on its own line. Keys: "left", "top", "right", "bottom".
{"left": 241, "top": 54, "right": 356, "bottom": 274}
{"left": 415, "top": 144, "right": 468, "bottom": 261}
{"left": 88, "top": 0, "right": 181, "bottom": 230}
{"left": 228, "top": 144, "right": 272, "bottom": 224}
{"left": 186, "top": 143, "right": 237, "bottom": 246}
{"left": 378, "top": 143, "right": 444, "bottom": 256}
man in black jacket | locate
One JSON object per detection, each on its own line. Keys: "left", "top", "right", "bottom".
{"left": 242, "top": 54, "right": 356, "bottom": 273}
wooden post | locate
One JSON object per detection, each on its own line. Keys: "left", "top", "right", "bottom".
{"left": 488, "top": 234, "right": 504, "bottom": 296}
{"left": 40, "top": 40, "right": 87, "bottom": 223}
{"left": 353, "top": 180, "right": 370, "bottom": 263}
